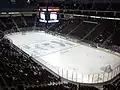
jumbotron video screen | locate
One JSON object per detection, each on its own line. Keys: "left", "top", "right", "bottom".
{"left": 39, "top": 7, "right": 59, "bottom": 23}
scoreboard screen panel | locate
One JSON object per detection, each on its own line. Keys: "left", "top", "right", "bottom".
{"left": 39, "top": 12, "right": 47, "bottom": 23}
{"left": 50, "top": 12, "right": 57, "bottom": 20}
{"left": 40, "top": 12, "right": 45, "bottom": 20}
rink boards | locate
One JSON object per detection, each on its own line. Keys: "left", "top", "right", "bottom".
{"left": 6, "top": 31, "right": 120, "bottom": 83}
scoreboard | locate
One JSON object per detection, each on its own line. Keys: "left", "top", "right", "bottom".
{"left": 39, "top": 7, "right": 60, "bottom": 23}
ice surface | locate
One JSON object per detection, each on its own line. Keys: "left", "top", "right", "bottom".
{"left": 6, "top": 31, "right": 120, "bottom": 83}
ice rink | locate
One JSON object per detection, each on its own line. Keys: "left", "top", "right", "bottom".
{"left": 6, "top": 31, "right": 120, "bottom": 83}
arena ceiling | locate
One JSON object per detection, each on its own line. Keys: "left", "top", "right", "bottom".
{"left": 0, "top": 0, "right": 120, "bottom": 12}
{"left": 38, "top": 0, "right": 120, "bottom": 3}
